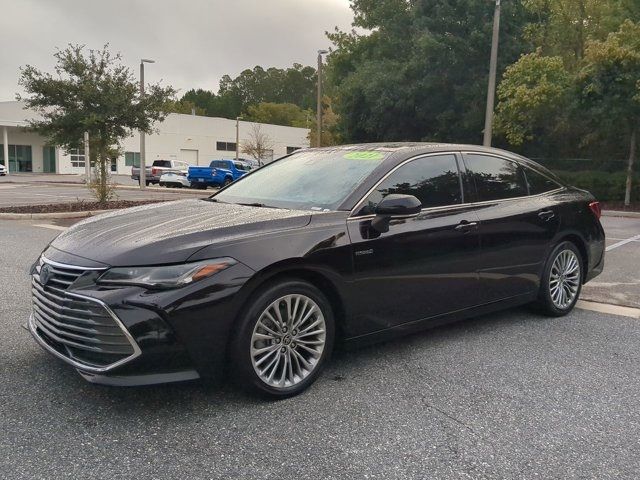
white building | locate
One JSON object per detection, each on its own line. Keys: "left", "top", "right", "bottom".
{"left": 0, "top": 101, "right": 309, "bottom": 175}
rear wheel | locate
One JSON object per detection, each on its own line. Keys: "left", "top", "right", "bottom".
{"left": 536, "top": 241, "right": 583, "bottom": 316}
{"left": 229, "top": 279, "right": 335, "bottom": 398}
{"left": 223, "top": 177, "right": 233, "bottom": 187}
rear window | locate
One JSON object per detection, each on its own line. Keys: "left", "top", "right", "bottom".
{"left": 210, "top": 161, "right": 229, "bottom": 169}
{"left": 524, "top": 166, "right": 561, "bottom": 195}
{"left": 152, "top": 160, "right": 172, "bottom": 168}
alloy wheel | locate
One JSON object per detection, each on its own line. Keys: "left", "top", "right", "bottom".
{"left": 549, "top": 249, "right": 581, "bottom": 309}
{"left": 250, "top": 294, "right": 326, "bottom": 389}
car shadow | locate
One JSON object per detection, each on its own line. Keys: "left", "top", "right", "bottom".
{"left": 21, "top": 304, "right": 551, "bottom": 417}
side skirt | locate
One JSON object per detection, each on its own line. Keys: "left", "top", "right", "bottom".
{"left": 341, "top": 292, "right": 536, "bottom": 349}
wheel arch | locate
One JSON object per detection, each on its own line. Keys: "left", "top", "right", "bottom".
{"left": 555, "top": 233, "right": 589, "bottom": 283}
{"left": 231, "top": 259, "right": 348, "bottom": 341}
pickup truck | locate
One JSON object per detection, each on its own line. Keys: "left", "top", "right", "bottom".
{"left": 131, "top": 159, "right": 190, "bottom": 186}
{"left": 187, "top": 160, "right": 252, "bottom": 189}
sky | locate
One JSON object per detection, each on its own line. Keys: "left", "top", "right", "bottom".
{"left": 0, "top": 0, "right": 354, "bottom": 101}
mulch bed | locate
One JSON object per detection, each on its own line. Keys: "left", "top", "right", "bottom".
{"left": 0, "top": 200, "right": 164, "bottom": 214}
{"left": 600, "top": 202, "right": 640, "bottom": 213}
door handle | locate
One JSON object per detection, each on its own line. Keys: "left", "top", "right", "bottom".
{"left": 538, "top": 210, "right": 555, "bottom": 221}
{"left": 454, "top": 221, "right": 478, "bottom": 232}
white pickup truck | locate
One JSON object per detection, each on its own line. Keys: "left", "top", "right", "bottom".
{"left": 131, "top": 159, "right": 190, "bottom": 186}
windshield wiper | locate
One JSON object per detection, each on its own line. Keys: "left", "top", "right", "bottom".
{"left": 236, "top": 202, "right": 269, "bottom": 207}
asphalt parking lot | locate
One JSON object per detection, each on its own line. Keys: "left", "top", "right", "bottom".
{"left": 1, "top": 217, "right": 639, "bottom": 479}
{"left": 0, "top": 182, "right": 208, "bottom": 207}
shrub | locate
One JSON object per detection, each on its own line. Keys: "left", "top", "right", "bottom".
{"left": 554, "top": 170, "right": 640, "bottom": 202}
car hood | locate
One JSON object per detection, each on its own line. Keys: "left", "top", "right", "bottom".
{"left": 48, "top": 199, "right": 312, "bottom": 266}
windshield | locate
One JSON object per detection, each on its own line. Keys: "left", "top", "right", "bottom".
{"left": 213, "top": 149, "right": 389, "bottom": 210}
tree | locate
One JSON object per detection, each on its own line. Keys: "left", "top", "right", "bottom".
{"left": 167, "top": 99, "right": 206, "bottom": 115}
{"left": 241, "top": 124, "right": 274, "bottom": 166}
{"left": 179, "top": 64, "right": 318, "bottom": 121}
{"left": 308, "top": 95, "right": 341, "bottom": 147}
{"left": 327, "top": 0, "right": 534, "bottom": 143}
{"left": 578, "top": 20, "right": 640, "bottom": 206}
{"left": 494, "top": 51, "right": 572, "bottom": 147}
{"left": 18, "top": 44, "right": 175, "bottom": 202}
{"left": 523, "top": 0, "right": 623, "bottom": 65}
{"left": 245, "top": 102, "right": 311, "bottom": 127}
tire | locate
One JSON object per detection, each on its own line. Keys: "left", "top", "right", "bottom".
{"left": 535, "top": 241, "right": 583, "bottom": 317}
{"left": 229, "top": 279, "right": 335, "bottom": 398}
{"left": 223, "top": 177, "right": 233, "bottom": 187}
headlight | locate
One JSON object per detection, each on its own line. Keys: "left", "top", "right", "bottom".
{"left": 97, "top": 258, "right": 237, "bottom": 289}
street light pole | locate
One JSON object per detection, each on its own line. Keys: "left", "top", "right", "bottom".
{"left": 235, "top": 116, "right": 241, "bottom": 161}
{"left": 316, "top": 49, "right": 328, "bottom": 148}
{"left": 139, "top": 58, "right": 155, "bottom": 189}
{"left": 483, "top": 0, "right": 501, "bottom": 147}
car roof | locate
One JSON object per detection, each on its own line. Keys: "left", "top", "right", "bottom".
{"left": 304, "top": 142, "right": 557, "bottom": 177}
{"left": 307, "top": 142, "right": 520, "bottom": 158}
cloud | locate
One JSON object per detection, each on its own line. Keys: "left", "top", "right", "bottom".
{"left": 0, "top": 0, "right": 353, "bottom": 99}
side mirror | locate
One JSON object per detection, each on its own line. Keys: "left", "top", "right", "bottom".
{"left": 371, "top": 194, "right": 422, "bottom": 233}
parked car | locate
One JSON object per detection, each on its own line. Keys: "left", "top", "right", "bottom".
{"left": 28, "top": 143, "right": 605, "bottom": 398}
{"left": 0, "top": 164, "right": 6, "bottom": 176}
{"left": 159, "top": 171, "right": 191, "bottom": 188}
{"left": 131, "top": 159, "right": 189, "bottom": 186}
{"left": 188, "top": 159, "right": 252, "bottom": 189}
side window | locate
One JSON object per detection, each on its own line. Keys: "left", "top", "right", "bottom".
{"left": 524, "top": 166, "right": 561, "bottom": 195}
{"left": 360, "top": 154, "right": 462, "bottom": 214}
{"left": 465, "top": 154, "right": 527, "bottom": 201}
{"left": 234, "top": 162, "right": 244, "bottom": 171}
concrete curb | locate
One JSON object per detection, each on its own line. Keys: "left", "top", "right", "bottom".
{"left": 0, "top": 210, "right": 110, "bottom": 220}
{"left": 2, "top": 180, "right": 210, "bottom": 195}
{"left": 602, "top": 210, "right": 640, "bottom": 219}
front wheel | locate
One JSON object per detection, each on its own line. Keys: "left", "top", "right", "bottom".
{"left": 535, "top": 241, "right": 583, "bottom": 316}
{"left": 229, "top": 279, "right": 335, "bottom": 398}
{"left": 223, "top": 177, "right": 233, "bottom": 187}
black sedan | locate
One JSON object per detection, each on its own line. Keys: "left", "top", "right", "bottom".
{"left": 28, "top": 144, "right": 605, "bottom": 397}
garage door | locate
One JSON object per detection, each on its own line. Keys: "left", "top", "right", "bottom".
{"left": 180, "top": 149, "right": 199, "bottom": 165}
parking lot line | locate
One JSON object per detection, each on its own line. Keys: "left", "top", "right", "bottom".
{"left": 576, "top": 300, "right": 640, "bottom": 319}
{"left": 33, "top": 224, "right": 68, "bottom": 231}
{"left": 605, "top": 234, "right": 640, "bottom": 252}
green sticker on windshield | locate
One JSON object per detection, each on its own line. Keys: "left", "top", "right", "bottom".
{"left": 343, "top": 151, "right": 385, "bottom": 160}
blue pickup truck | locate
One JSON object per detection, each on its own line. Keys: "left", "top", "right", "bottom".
{"left": 187, "top": 160, "right": 253, "bottom": 189}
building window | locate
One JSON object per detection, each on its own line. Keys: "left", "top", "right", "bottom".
{"left": 125, "top": 151, "right": 141, "bottom": 167}
{"left": 216, "top": 141, "right": 237, "bottom": 152}
{"left": 1, "top": 144, "right": 33, "bottom": 172}
{"left": 287, "top": 146, "right": 301, "bottom": 155}
{"left": 69, "top": 148, "right": 85, "bottom": 168}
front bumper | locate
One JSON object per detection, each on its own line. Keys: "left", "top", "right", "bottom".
{"left": 28, "top": 255, "right": 255, "bottom": 386}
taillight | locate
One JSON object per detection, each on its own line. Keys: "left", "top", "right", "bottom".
{"left": 151, "top": 168, "right": 159, "bottom": 176}
{"left": 589, "top": 201, "right": 601, "bottom": 220}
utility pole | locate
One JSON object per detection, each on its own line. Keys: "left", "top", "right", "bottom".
{"left": 235, "top": 116, "right": 242, "bottom": 161}
{"left": 84, "top": 131, "right": 90, "bottom": 183}
{"left": 317, "top": 50, "right": 328, "bottom": 148}
{"left": 139, "top": 58, "right": 155, "bottom": 189}
{"left": 483, "top": 0, "right": 501, "bottom": 147}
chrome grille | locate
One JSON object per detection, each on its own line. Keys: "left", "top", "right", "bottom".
{"left": 30, "top": 257, "right": 140, "bottom": 372}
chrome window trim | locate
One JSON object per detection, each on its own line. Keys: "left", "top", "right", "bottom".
{"left": 41, "top": 255, "right": 108, "bottom": 271}
{"left": 30, "top": 258, "right": 141, "bottom": 374}
{"left": 461, "top": 150, "right": 562, "bottom": 192}
{"left": 349, "top": 151, "right": 565, "bottom": 220}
